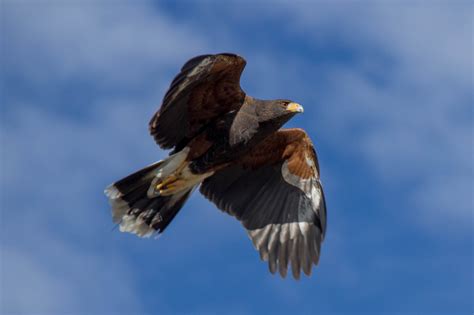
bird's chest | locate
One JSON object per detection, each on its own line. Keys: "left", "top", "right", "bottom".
{"left": 188, "top": 117, "right": 278, "bottom": 174}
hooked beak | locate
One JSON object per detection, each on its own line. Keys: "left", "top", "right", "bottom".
{"left": 287, "top": 102, "right": 304, "bottom": 113}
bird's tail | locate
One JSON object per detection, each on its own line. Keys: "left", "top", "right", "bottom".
{"left": 105, "top": 148, "right": 210, "bottom": 237}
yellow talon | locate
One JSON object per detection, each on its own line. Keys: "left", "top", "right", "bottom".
{"left": 165, "top": 184, "right": 176, "bottom": 190}
{"left": 156, "top": 175, "right": 179, "bottom": 191}
{"left": 159, "top": 179, "right": 187, "bottom": 195}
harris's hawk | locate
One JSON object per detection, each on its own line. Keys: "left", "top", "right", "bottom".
{"left": 105, "top": 53, "right": 327, "bottom": 279}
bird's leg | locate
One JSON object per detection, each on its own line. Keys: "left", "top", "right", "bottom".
{"left": 156, "top": 174, "right": 179, "bottom": 191}
{"left": 155, "top": 162, "right": 189, "bottom": 194}
{"left": 159, "top": 179, "right": 188, "bottom": 195}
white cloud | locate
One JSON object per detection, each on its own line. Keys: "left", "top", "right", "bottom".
{"left": 280, "top": 2, "right": 472, "bottom": 84}
{"left": 2, "top": 1, "right": 209, "bottom": 86}
{"left": 1, "top": 241, "right": 143, "bottom": 314}
{"left": 0, "top": 2, "right": 215, "bottom": 313}
{"left": 1, "top": 2, "right": 471, "bottom": 312}
{"left": 1, "top": 248, "right": 75, "bottom": 314}
{"left": 270, "top": 2, "right": 474, "bottom": 225}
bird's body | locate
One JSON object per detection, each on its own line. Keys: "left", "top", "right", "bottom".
{"left": 105, "top": 53, "right": 327, "bottom": 279}
{"left": 185, "top": 96, "right": 300, "bottom": 174}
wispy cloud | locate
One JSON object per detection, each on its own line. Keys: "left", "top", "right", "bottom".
{"left": 266, "top": 2, "right": 474, "bottom": 225}
{"left": 2, "top": 1, "right": 209, "bottom": 87}
{"left": 1, "top": 1, "right": 472, "bottom": 314}
{"left": 1, "top": 2, "right": 213, "bottom": 313}
{"left": 2, "top": 241, "right": 143, "bottom": 314}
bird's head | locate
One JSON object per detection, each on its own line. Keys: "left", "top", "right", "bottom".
{"left": 271, "top": 99, "right": 304, "bottom": 121}
{"left": 254, "top": 99, "right": 304, "bottom": 132}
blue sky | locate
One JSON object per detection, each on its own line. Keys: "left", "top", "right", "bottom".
{"left": 1, "top": 1, "right": 472, "bottom": 314}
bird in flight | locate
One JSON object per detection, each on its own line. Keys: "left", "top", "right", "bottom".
{"left": 105, "top": 53, "right": 327, "bottom": 279}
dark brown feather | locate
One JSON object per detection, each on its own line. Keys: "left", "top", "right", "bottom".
{"left": 149, "top": 53, "right": 247, "bottom": 150}
{"left": 185, "top": 132, "right": 214, "bottom": 161}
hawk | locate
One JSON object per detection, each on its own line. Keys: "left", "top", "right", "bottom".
{"left": 105, "top": 53, "right": 327, "bottom": 279}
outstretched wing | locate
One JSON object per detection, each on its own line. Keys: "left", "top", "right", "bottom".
{"left": 149, "top": 53, "right": 247, "bottom": 150}
{"left": 200, "top": 128, "right": 327, "bottom": 279}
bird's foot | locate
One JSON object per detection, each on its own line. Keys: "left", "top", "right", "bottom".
{"left": 156, "top": 175, "right": 187, "bottom": 195}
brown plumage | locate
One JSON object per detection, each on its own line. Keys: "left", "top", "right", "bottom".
{"left": 149, "top": 54, "right": 246, "bottom": 150}
{"left": 105, "top": 53, "right": 327, "bottom": 279}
